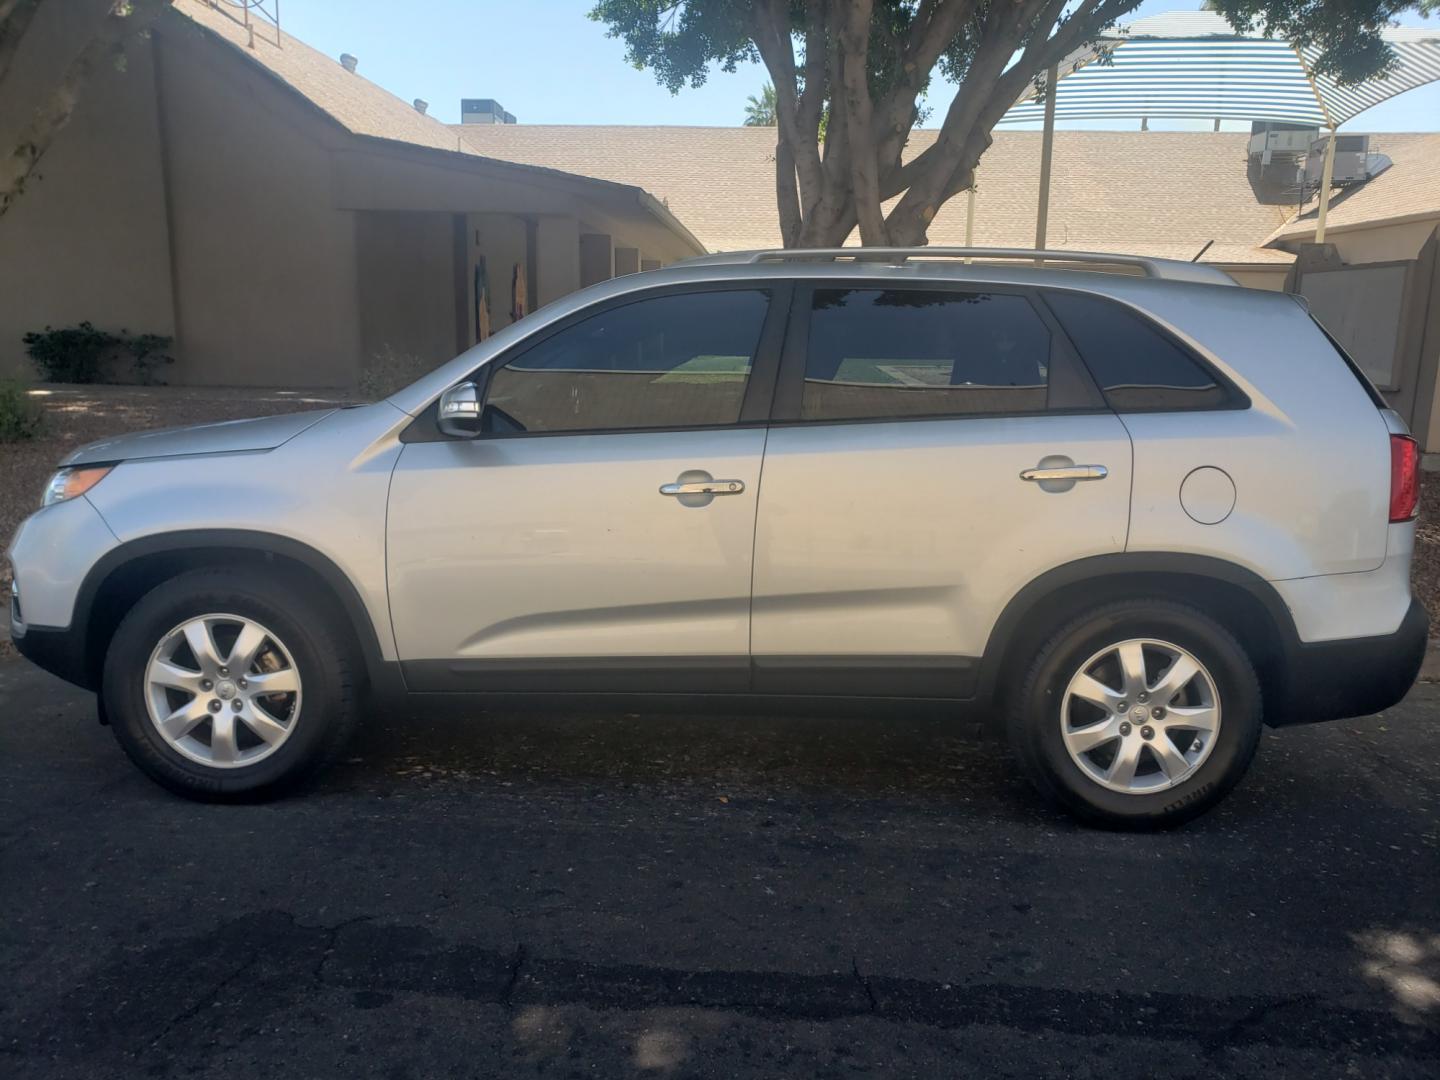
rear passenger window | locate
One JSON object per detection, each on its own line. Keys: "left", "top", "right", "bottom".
{"left": 1044, "top": 291, "right": 1230, "bottom": 411}
{"left": 801, "top": 289, "right": 1050, "bottom": 421}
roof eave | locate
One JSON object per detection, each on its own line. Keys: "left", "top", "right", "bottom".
{"left": 1266, "top": 208, "right": 1440, "bottom": 247}
{"left": 636, "top": 191, "right": 707, "bottom": 256}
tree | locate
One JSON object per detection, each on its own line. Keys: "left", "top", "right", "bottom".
{"left": 591, "top": 0, "right": 1436, "bottom": 247}
{"left": 0, "top": 0, "right": 171, "bottom": 221}
{"left": 744, "top": 82, "right": 778, "bottom": 125}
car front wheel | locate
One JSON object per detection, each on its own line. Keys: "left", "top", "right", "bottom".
{"left": 1008, "top": 598, "right": 1262, "bottom": 829}
{"left": 102, "top": 569, "right": 357, "bottom": 801}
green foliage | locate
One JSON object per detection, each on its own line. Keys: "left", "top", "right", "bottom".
{"left": 744, "top": 83, "right": 777, "bottom": 125}
{"left": 0, "top": 377, "right": 45, "bottom": 442}
{"left": 22, "top": 322, "right": 174, "bottom": 385}
{"left": 746, "top": 81, "right": 831, "bottom": 139}
{"left": 589, "top": 0, "right": 757, "bottom": 93}
{"left": 22, "top": 322, "right": 113, "bottom": 383}
{"left": 593, "top": 1, "right": 1422, "bottom": 94}
{"left": 1213, "top": 1, "right": 1436, "bottom": 85}
{"left": 120, "top": 332, "right": 174, "bottom": 385}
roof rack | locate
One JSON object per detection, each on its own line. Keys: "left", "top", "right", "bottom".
{"left": 734, "top": 247, "right": 1236, "bottom": 286}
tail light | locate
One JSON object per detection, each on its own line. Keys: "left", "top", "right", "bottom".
{"left": 1389, "top": 434, "right": 1420, "bottom": 523}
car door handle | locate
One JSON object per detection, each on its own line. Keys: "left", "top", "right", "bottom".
{"left": 1020, "top": 465, "right": 1108, "bottom": 482}
{"left": 660, "top": 479, "right": 746, "bottom": 496}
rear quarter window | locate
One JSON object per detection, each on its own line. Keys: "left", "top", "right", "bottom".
{"left": 1044, "top": 291, "right": 1234, "bottom": 412}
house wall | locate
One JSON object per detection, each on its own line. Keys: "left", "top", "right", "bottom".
{"left": 1321, "top": 220, "right": 1440, "bottom": 265}
{"left": 0, "top": 11, "right": 698, "bottom": 390}
{"left": 535, "top": 216, "right": 581, "bottom": 308}
{"left": 356, "top": 212, "right": 458, "bottom": 372}
{"left": 155, "top": 26, "right": 360, "bottom": 387}
{"left": 0, "top": 0, "right": 176, "bottom": 378}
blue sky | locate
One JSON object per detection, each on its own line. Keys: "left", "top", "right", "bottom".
{"left": 279, "top": 0, "right": 1440, "bottom": 131}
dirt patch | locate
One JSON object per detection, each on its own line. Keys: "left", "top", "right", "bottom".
{"left": 1, "top": 384, "right": 357, "bottom": 658}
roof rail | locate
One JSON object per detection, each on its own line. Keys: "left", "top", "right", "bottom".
{"left": 736, "top": 247, "right": 1236, "bottom": 286}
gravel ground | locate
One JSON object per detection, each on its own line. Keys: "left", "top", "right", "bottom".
{"left": 1, "top": 384, "right": 356, "bottom": 657}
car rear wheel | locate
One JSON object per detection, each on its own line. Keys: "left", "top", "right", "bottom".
{"left": 1008, "top": 599, "right": 1262, "bottom": 829}
{"left": 102, "top": 569, "right": 357, "bottom": 801}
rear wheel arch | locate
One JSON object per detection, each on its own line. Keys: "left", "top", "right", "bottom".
{"left": 76, "top": 531, "right": 391, "bottom": 695}
{"left": 979, "top": 554, "right": 1295, "bottom": 719}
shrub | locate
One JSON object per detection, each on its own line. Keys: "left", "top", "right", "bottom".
{"left": 23, "top": 322, "right": 113, "bottom": 383}
{"left": 22, "top": 323, "right": 174, "bottom": 384}
{"left": 0, "top": 377, "right": 45, "bottom": 442}
{"left": 358, "top": 344, "right": 433, "bottom": 400}
{"left": 120, "top": 332, "right": 175, "bottom": 385}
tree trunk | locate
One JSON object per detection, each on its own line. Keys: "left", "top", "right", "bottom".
{"left": 774, "top": 136, "right": 803, "bottom": 248}
{"left": 837, "top": 0, "right": 888, "bottom": 246}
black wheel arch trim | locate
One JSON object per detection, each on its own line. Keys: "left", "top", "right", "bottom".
{"left": 66, "top": 529, "right": 402, "bottom": 698}
{"left": 977, "top": 552, "right": 1299, "bottom": 697}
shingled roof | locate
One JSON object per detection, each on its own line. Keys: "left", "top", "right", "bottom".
{"left": 174, "top": 0, "right": 464, "bottom": 153}
{"left": 168, "top": 0, "right": 703, "bottom": 253}
{"left": 454, "top": 125, "right": 1299, "bottom": 266}
{"left": 1266, "top": 132, "right": 1440, "bottom": 245}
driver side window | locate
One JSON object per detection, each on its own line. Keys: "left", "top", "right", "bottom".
{"left": 483, "top": 289, "right": 770, "bottom": 434}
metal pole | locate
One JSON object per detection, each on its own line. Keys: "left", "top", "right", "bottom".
{"left": 1315, "top": 128, "right": 1337, "bottom": 244}
{"left": 1034, "top": 63, "right": 1058, "bottom": 260}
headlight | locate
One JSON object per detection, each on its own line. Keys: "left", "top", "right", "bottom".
{"left": 42, "top": 465, "right": 113, "bottom": 508}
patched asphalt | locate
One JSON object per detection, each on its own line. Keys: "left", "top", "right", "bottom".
{"left": 1, "top": 658, "right": 1436, "bottom": 1078}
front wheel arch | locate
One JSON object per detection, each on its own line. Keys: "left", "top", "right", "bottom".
{"left": 77, "top": 531, "right": 393, "bottom": 697}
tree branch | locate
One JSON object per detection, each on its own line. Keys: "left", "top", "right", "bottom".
{"left": 750, "top": 0, "right": 828, "bottom": 241}
{"left": 774, "top": 135, "right": 803, "bottom": 247}
{"left": 0, "top": 0, "right": 170, "bottom": 221}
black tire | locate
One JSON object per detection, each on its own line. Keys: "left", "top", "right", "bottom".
{"left": 1007, "top": 598, "right": 1262, "bottom": 830}
{"left": 101, "top": 568, "right": 358, "bottom": 801}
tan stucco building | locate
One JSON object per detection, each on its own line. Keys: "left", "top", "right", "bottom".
{"left": 0, "top": 0, "right": 701, "bottom": 388}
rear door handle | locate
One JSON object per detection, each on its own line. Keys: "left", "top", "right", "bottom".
{"left": 660, "top": 479, "right": 745, "bottom": 496}
{"left": 1020, "top": 465, "right": 1108, "bottom": 482}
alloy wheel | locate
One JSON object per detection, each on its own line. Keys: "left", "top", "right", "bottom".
{"left": 1059, "top": 637, "right": 1221, "bottom": 794}
{"left": 143, "top": 613, "right": 303, "bottom": 768}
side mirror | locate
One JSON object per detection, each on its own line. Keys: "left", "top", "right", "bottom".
{"left": 437, "top": 377, "right": 486, "bottom": 438}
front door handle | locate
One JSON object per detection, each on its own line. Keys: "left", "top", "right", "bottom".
{"left": 1020, "top": 465, "right": 1108, "bottom": 482}
{"left": 660, "top": 479, "right": 745, "bottom": 496}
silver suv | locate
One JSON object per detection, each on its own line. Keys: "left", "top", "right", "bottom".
{"left": 7, "top": 249, "right": 1426, "bottom": 827}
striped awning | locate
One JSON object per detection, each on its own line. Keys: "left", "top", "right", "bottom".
{"left": 1000, "top": 11, "right": 1440, "bottom": 128}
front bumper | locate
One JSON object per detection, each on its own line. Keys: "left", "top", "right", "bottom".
{"left": 7, "top": 496, "right": 119, "bottom": 691}
{"left": 1267, "top": 598, "right": 1429, "bottom": 726}
{"left": 11, "top": 621, "right": 93, "bottom": 689}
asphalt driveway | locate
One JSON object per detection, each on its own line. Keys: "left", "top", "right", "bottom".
{"left": 1, "top": 658, "right": 1436, "bottom": 1078}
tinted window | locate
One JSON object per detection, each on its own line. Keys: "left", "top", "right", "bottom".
{"left": 801, "top": 289, "right": 1050, "bottom": 421}
{"left": 484, "top": 290, "right": 768, "bottom": 433}
{"left": 1045, "top": 291, "right": 1229, "bottom": 411}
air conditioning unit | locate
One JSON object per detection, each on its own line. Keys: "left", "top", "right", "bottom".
{"left": 1305, "top": 135, "right": 1372, "bottom": 187}
{"left": 1248, "top": 121, "right": 1319, "bottom": 164}
{"left": 460, "top": 98, "right": 517, "bottom": 125}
